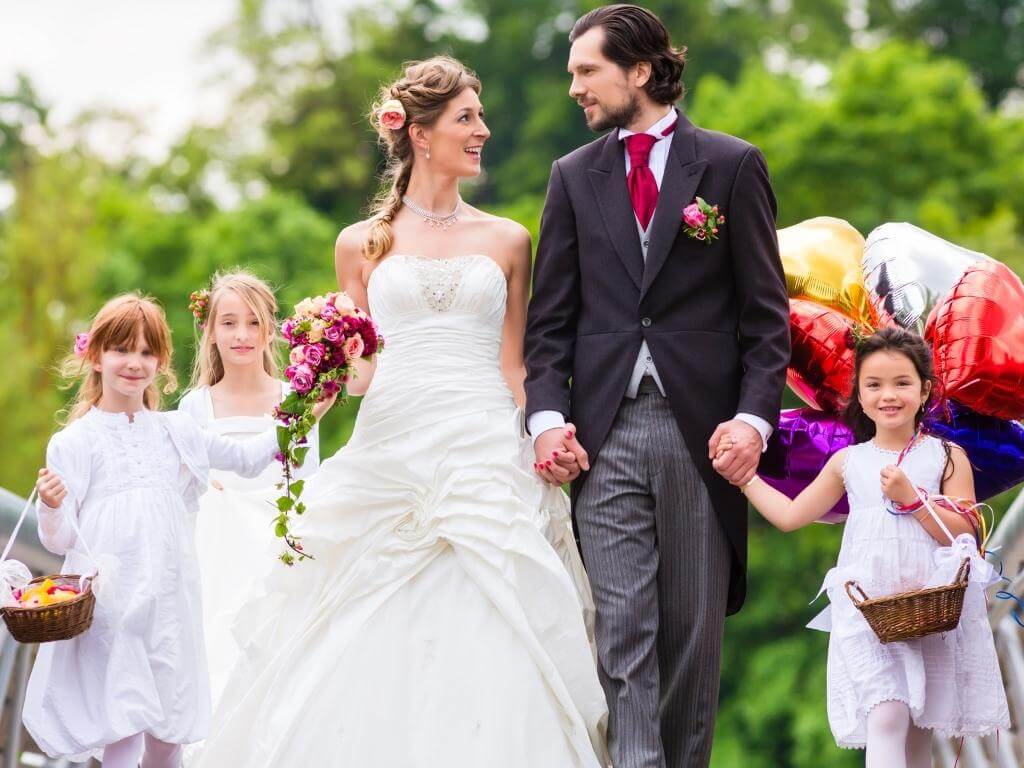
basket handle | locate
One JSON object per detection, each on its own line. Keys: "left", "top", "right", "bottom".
{"left": 845, "top": 581, "right": 869, "bottom": 605}
{"left": 0, "top": 487, "right": 38, "bottom": 564}
{"left": 954, "top": 557, "right": 971, "bottom": 586}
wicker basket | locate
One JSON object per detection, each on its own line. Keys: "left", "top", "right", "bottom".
{"left": 845, "top": 558, "right": 970, "bottom": 644}
{"left": 1, "top": 575, "right": 95, "bottom": 644}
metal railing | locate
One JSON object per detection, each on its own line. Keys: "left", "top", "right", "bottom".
{"left": 2, "top": 485, "right": 1024, "bottom": 766}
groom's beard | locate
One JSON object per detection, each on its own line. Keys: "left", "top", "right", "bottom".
{"left": 585, "top": 93, "right": 640, "bottom": 132}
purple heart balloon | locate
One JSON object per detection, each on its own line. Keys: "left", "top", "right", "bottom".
{"left": 923, "top": 401, "right": 1024, "bottom": 501}
{"left": 760, "top": 408, "right": 854, "bottom": 523}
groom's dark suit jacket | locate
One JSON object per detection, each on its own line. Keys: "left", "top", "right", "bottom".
{"left": 524, "top": 112, "right": 790, "bottom": 615}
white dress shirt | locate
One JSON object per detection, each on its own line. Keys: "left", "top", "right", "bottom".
{"left": 529, "top": 107, "right": 772, "bottom": 450}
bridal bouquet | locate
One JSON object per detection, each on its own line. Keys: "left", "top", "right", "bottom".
{"left": 273, "top": 292, "right": 383, "bottom": 565}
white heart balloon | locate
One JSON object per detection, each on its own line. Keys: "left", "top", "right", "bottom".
{"left": 862, "top": 222, "right": 990, "bottom": 330}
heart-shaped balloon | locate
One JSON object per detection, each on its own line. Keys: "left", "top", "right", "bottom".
{"left": 760, "top": 407, "right": 854, "bottom": 523}
{"left": 787, "top": 299, "right": 858, "bottom": 413}
{"left": 925, "top": 260, "right": 1024, "bottom": 420}
{"left": 778, "top": 217, "right": 877, "bottom": 327}
{"left": 923, "top": 401, "right": 1024, "bottom": 501}
{"left": 863, "top": 222, "right": 990, "bottom": 331}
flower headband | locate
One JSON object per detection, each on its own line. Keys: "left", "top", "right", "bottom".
{"left": 189, "top": 289, "right": 211, "bottom": 329}
{"left": 378, "top": 99, "right": 406, "bottom": 132}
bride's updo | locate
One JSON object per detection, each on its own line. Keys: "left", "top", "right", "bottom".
{"left": 364, "top": 56, "right": 481, "bottom": 261}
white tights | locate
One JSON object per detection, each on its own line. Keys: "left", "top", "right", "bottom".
{"left": 101, "top": 733, "right": 182, "bottom": 768}
{"left": 865, "top": 701, "right": 933, "bottom": 768}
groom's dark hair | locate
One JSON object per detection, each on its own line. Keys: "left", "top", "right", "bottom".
{"left": 570, "top": 4, "right": 686, "bottom": 104}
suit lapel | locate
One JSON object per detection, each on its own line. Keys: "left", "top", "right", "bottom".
{"left": 641, "top": 115, "right": 707, "bottom": 299}
{"left": 588, "top": 132, "right": 643, "bottom": 291}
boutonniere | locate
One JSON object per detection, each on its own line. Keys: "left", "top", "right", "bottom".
{"left": 682, "top": 197, "right": 725, "bottom": 244}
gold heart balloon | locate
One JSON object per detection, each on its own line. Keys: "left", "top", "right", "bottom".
{"left": 778, "top": 217, "right": 878, "bottom": 328}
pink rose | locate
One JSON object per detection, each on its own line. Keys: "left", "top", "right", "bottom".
{"left": 323, "top": 322, "right": 345, "bottom": 345}
{"left": 329, "top": 292, "right": 357, "bottom": 313}
{"left": 344, "top": 335, "right": 365, "bottom": 360}
{"left": 378, "top": 99, "right": 406, "bottom": 131}
{"left": 74, "top": 332, "right": 90, "bottom": 358}
{"left": 289, "top": 346, "right": 306, "bottom": 365}
{"left": 286, "top": 363, "right": 315, "bottom": 394}
{"left": 683, "top": 203, "right": 707, "bottom": 229}
{"left": 302, "top": 343, "right": 325, "bottom": 367}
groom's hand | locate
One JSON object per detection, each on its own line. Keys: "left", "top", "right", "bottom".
{"left": 709, "top": 420, "right": 762, "bottom": 486}
{"left": 534, "top": 424, "right": 589, "bottom": 485}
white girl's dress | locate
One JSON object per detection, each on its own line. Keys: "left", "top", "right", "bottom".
{"left": 814, "top": 435, "right": 1010, "bottom": 748}
{"left": 23, "top": 407, "right": 277, "bottom": 762}
{"left": 177, "top": 383, "right": 320, "bottom": 708}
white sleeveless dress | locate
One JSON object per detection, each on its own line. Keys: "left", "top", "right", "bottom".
{"left": 195, "top": 254, "right": 609, "bottom": 767}
{"left": 177, "top": 382, "right": 320, "bottom": 709}
{"left": 818, "top": 436, "right": 1009, "bottom": 748}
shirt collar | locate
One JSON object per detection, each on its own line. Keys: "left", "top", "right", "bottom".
{"left": 618, "top": 106, "right": 678, "bottom": 142}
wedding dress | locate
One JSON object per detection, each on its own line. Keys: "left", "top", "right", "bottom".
{"left": 195, "top": 253, "right": 609, "bottom": 767}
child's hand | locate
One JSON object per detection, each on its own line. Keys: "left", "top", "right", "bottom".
{"left": 880, "top": 464, "right": 917, "bottom": 506}
{"left": 311, "top": 390, "right": 339, "bottom": 421}
{"left": 36, "top": 468, "right": 68, "bottom": 509}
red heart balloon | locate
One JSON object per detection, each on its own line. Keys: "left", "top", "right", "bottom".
{"left": 787, "top": 299, "right": 858, "bottom": 413}
{"left": 925, "top": 260, "right": 1024, "bottom": 419}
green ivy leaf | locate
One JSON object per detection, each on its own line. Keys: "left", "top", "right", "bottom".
{"left": 277, "top": 496, "right": 294, "bottom": 512}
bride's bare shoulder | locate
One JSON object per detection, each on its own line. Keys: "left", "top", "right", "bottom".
{"left": 335, "top": 220, "right": 374, "bottom": 283}
{"left": 464, "top": 206, "right": 531, "bottom": 250}
{"left": 336, "top": 220, "right": 374, "bottom": 254}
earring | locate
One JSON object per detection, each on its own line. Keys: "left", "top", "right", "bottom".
{"left": 425, "top": 144, "right": 431, "bottom": 160}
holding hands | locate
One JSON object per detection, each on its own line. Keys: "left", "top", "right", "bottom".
{"left": 533, "top": 424, "right": 589, "bottom": 485}
{"left": 709, "top": 419, "right": 763, "bottom": 486}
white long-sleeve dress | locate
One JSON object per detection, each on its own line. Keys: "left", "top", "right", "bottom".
{"left": 22, "top": 407, "right": 277, "bottom": 762}
{"left": 177, "top": 383, "right": 320, "bottom": 708}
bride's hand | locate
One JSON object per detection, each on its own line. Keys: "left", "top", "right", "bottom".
{"left": 534, "top": 424, "right": 589, "bottom": 485}
{"left": 311, "top": 391, "right": 339, "bottom": 421}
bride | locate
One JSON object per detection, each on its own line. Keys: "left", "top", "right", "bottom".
{"left": 195, "top": 56, "right": 609, "bottom": 766}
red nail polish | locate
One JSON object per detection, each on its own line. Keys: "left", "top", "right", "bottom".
{"left": 552, "top": 451, "right": 559, "bottom": 457}
{"left": 546, "top": 460, "right": 552, "bottom": 467}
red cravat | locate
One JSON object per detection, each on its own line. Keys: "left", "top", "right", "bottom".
{"left": 624, "top": 119, "right": 677, "bottom": 231}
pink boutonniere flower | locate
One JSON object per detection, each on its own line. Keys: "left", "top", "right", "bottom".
{"left": 682, "top": 197, "right": 725, "bottom": 244}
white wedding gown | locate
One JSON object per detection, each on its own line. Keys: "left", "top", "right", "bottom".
{"left": 196, "top": 254, "right": 609, "bottom": 767}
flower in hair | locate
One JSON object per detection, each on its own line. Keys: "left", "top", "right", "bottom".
{"left": 189, "top": 289, "right": 211, "bottom": 328}
{"left": 74, "top": 332, "right": 90, "bottom": 358}
{"left": 378, "top": 99, "right": 406, "bottom": 131}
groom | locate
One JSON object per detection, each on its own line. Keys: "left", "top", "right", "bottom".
{"left": 524, "top": 5, "right": 790, "bottom": 767}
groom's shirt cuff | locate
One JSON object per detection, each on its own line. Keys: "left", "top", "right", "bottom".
{"left": 527, "top": 410, "right": 567, "bottom": 445}
{"left": 735, "top": 412, "right": 772, "bottom": 453}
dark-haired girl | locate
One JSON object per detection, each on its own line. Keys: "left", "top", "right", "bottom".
{"left": 721, "top": 327, "right": 1009, "bottom": 765}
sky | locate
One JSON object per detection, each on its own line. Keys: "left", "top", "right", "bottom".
{"left": 0, "top": 0, "right": 358, "bottom": 160}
